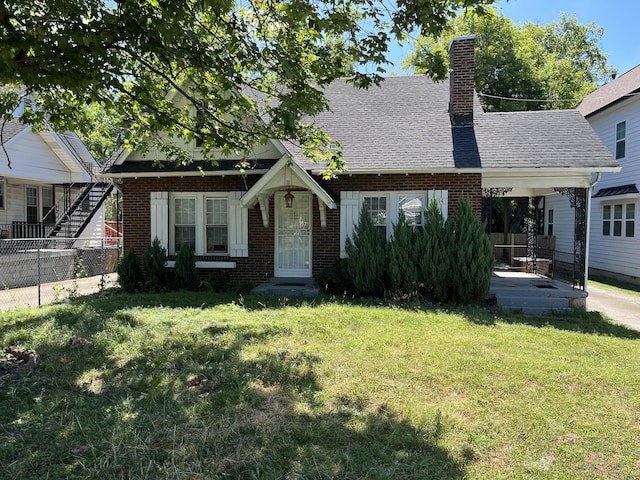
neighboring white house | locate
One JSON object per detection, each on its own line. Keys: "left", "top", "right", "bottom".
{"left": 545, "top": 65, "right": 640, "bottom": 284}
{"left": 0, "top": 97, "right": 111, "bottom": 241}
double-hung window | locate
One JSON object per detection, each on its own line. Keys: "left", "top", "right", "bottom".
{"left": 363, "top": 195, "right": 388, "bottom": 240}
{"left": 361, "top": 192, "right": 428, "bottom": 240}
{"left": 174, "top": 197, "right": 197, "bottom": 251}
{"left": 398, "top": 193, "right": 425, "bottom": 227}
{"left": 616, "top": 121, "right": 626, "bottom": 159}
{"left": 171, "top": 194, "right": 231, "bottom": 254}
{"left": 206, "top": 197, "right": 228, "bottom": 253}
{"left": 603, "top": 202, "right": 635, "bottom": 238}
{"left": 547, "top": 209, "right": 554, "bottom": 236}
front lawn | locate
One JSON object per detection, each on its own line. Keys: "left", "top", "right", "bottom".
{"left": 2, "top": 291, "right": 639, "bottom": 479}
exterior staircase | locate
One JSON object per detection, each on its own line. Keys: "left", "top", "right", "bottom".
{"left": 48, "top": 182, "right": 114, "bottom": 238}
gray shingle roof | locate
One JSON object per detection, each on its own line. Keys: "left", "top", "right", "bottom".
{"left": 577, "top": 65, "right": 640, "bottom": 117}
{"left": 0, "top": 118, "right": 30, "bottom": 145}
{"left": 291, "top": 75, "right": 618, "bottom": 173}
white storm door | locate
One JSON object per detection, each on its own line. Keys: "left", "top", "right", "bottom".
{"left": 275, "top": 192, "right": 312, "bottom": 277}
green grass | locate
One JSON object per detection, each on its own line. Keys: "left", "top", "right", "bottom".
{"left": 2, "top": 290, "right": 640, "bottom": 479}
{"left": 589, "top": 276, "right": 640, "bottom": 297}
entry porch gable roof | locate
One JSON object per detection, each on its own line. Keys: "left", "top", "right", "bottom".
{"left": 240, "top": 154, "right": 337, "bottom": 209}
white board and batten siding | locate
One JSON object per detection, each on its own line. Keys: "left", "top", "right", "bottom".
{"left": 149, "top": 191, "right": 248, "bottom": 269}
{"left": 585, "top": 95, "right": 640, "bottom": 278}
{"left": 339, "top": 190, "right": 448, "bottom": 258}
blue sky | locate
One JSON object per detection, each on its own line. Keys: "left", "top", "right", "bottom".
{"left": 387, "top": 0, "right": 639, "bottom": 77}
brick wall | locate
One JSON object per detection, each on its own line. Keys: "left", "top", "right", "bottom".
{"left": 122, "top": 172, "right": 481, "bottom": 284}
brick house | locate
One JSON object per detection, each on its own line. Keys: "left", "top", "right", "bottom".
{"left": 104, "top": 36, "right": 619, "bottom": 286}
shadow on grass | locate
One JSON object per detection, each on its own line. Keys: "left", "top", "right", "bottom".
{"left": 0, "top": 299, "right": 471, "bottom": 479}
{"left": 463, "top": 305, "right": 640, "bottom": 339}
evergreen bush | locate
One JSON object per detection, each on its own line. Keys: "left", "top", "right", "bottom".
{"left": 345, "top": 204, "right": 387, "bottom": 297}
{"left": 117, "top": 248, "right": 143, "bottom": 293}
{"left": 174, "top": 244, "right": 200, "bottom": 290}
{"left": 447, "top": 196, "right": 494, "bottom": 303}
{"left": 388, "top": 212, "right": 419, "bottom": 296}
{"left": 416, "top": 198, "right": 450, "bottom": 302}
{"left": 318, "top": 259, "right": 353, "bottom": 295}
{"left": 142, "top": 237, "right": 168, "bottom": 292}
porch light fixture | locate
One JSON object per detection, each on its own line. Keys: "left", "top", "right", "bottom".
{"left": 284, "top": 190, "right": 295, "bottom": 208}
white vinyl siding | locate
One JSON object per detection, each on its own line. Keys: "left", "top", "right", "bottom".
{"left": 581, "top": 94, "right": 640, "bottom": 279}
{"left": 340, "top": 190, "right": 447, "bottom": 258}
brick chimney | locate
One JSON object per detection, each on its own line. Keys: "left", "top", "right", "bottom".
{"left": 449, "top": 35, "right": 476, "bottom": 126}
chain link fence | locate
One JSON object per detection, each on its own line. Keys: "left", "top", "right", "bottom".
{"left": 0, "top": 237, "right": 122, "bottom": 310}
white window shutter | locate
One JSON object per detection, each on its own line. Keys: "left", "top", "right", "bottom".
{"left": 228, "top": 191, "right": 248, "bottom": 257}
{"left": 427, "top": 190, "right": 448, "bottom": 220}
{"left": 340, "top": 191, "right": 360, "bottom": 258}
{"left": 150, "top": 192, "right": 169, "bottom": 249}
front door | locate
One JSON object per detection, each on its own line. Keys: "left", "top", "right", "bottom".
{"left": 275, "top": 191, "right": 312, "bottom": 277}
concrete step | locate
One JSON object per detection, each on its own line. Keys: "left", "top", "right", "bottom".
{"left": 251, "top": 278, "right": 320, "bottom": 297}
{"left": 496, "top": 295, "right": 571, "bottom": 315}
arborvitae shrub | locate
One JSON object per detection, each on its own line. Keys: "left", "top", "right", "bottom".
{"left": 388, "top": 212, "right": 419, "bottom": 296}
{"left": 345, "top": 204, "right": 386, "bottom": 297}
{"left": 417, "top": 198, "right": 450, "bottom": 303}
{"left": 318, "top": 259, "right": 353, "bottom": 295}
{"left": 447, "top": 196, "right": 494, "bottom": 303}
{"left": 117, "top": 248, "right": 143, "bottom": 293}
{"left": 142, "top": 237, "right": 168, "bottom": 292}
{"left": 174, "top": 244, "right": 200, "bottom": 290}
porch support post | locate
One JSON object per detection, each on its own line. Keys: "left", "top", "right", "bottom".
{"left": 318, "top": 200, "right": 327, "bottom": 230}
{"left": 555, "top": 187, "right": 588, "bottom": 290}
{"left": 526, "top": 196, "right": 537, "bottom": 274}
{"left": 573, "top": 188, "right": 588, "bottom": 290}
{"left": 258, "top": 194, "right": 270, "bottom": 228}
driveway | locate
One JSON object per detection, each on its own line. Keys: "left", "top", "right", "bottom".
{"left": 587, "top": 283, "right": 640, "bottom": 332}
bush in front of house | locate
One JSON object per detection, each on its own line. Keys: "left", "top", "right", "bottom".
{"left": 173, "top": 244, "right": 200, "bottom": 290}
{"left": 143, "top": 237, "right": 168, "bottom": 292}
{"left": 446, "top": 196, "right": 494, "bottom": 303}
{"left": 345, "top": 204, "right": 386, "bottom": 297}
{"left": 117, "top": 248, "right": 143, "bottom": 293}
{"left": 416, "top": 198, "right": 450, "bottom": 303}
{"left": 318, "top": 258, "right": 353, "bottom": 295}
{"left": 387, "top": 212, "right": 419, "bottom": 296}
{"left": 333, "top": 195, "right": 494, "bottom": 304}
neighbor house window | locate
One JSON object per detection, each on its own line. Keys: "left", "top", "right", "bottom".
{"left": 174, "top": 197, "right": 196, "bottom": 251}
{"left": 626, "top": 203, "right": 635, "bottom": 237}
{"left": 205, "top": 197, "right": 228, "bottom": 253}
{"left": 547, "top": 209, "right": 554, "bottom": 236}
{"left": 602, "top": 205, "right": 611, "bottom": 236}
{"left": 616, "top": 121, "right": 626, "bottom": 159}
{"left": 0, "top": 179, "right": 5, "bottom": 210}
{"left": 363, "top": 195, "right": 388, "bottom": 240}
{"left": 603, "top": 203, "right": 635, "bottom": 237}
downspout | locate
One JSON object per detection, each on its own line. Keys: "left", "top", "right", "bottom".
{"left": 584, "top": 172, "right": 602, "bottom": 291}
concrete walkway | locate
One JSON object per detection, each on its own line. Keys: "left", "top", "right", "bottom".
{"left": 587, "top": 283, "right": 640, "bottom": 332}
{"left": 0, "top": 273, "right": 119, "bottom": 310}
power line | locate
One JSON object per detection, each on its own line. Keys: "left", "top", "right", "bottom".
{"left": 479, "top": 91, "right": 640, "bottom": 103}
